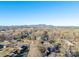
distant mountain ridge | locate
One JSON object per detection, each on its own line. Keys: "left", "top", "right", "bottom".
{"left": 0, "top": 24, "right": 79, "bottom": 31}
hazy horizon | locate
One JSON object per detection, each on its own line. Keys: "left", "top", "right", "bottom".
{"left": 1, "top": 24, "right": 79, "bottom": 27}
{"left": 0, "top": 1, "right": 79, "bottom": 26}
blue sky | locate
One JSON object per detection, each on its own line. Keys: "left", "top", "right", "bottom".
{"left": 0, "top": 1, "right": 79, "bottom": 26}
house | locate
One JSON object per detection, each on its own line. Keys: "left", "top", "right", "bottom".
{"left": 0, "top": 44, "right": 4, "bottom": 51}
